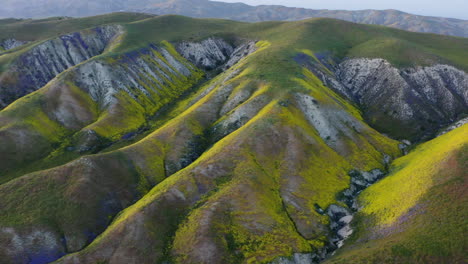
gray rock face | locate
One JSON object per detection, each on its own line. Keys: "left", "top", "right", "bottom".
{"left": 0, "top": 38, "right": 29, "bottom": 51}
{"left": 437, "top": 116, "right": 468, "bottom": 136}
{"left": 294, "top": 93, "right": 369, "bottom": 155}
{"left": 0, "top": 40, "right": 200, "bottom": 178}
{"left": 0, "top": 25, "right": 123, "bottom": 108}
{"left": 49, "top": 43, "right": 195, "bottom": 137}
{"left": 72, "top": 45, "right": 191, "bottom": 108}
{"left": 327, "top": 205, "right": 354, "bottom": 249}
{"left": 177, "top": 38, "right": 234, "bottom": 70}
{"left": 306, "top": 56, "right": 468, "bottom": 140}
{"left": 221, "top": 41, "right": 257, "bottom": 71}
{"left": 268, "top": 202, "right": 357, "bottom": 264}
{"left": 0, "top": 36, "right": 258, "bottom": 176}
{"left": 0, "top": 227, "right": 65, "bottom": 264}
{"left": 317, "top": 167, "right": 387, "bottom": 261}
{"left": 177, "top": 38, "right": 257, "bottom": 72}
{"left": 17, "top": 45, "right": 261, "bottom": 264}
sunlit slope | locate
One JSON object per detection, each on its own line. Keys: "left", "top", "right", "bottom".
{"left": 326, "top": 124, "right": 468, "bottom": 264}
{"left": 1, "top": 15, "right": 467, "bottom": 181}
{"left": 0, "top": 39, "right": 203, "bottom": 182}
{"left": 1, "top": 37, "right": 400, "bottom": 264}
{"left": 0, "top": 14, "right": 466, "bottom": 264}
{"left": 0, "top": 12, "right": 153, "bottom": 46}
{"left": 51, "top": 53, "right": 400, "bottom": 264}
{"left": 117, "top": 15, "right": 468, "bottom": 69}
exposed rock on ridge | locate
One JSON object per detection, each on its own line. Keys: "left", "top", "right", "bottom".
{"left": 0, "top": 38, "right": 29, "bottom": 51}
{"left": 176, "top": 38, "right": 234, "bottom": 70}
{"left": 0, "top": 25, "right": 123, "bottom": 108}
{"left": 177, "top": 38, "right": 257, "bottom": 71}
{"left": 0, "top": 41, "right": 201, "bottom": 175}
{"left": 0, "top": 47, "right": 267, "bottom": 264}
{"left": 13, "top": 51, "right": 399, "bottom": 264}
{"left": 303, "top": 56, "right": 468, "bottom": 141}
{"left": 437, "top": 116, "right": 468, "bottom": 136}
{"left": 221, "top": 41, "right": 258, "bottom": 71}
{"left": 72, "top": 44, "right": 193, "bottom": 108}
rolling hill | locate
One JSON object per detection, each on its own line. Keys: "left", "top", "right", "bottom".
{"left": 0, "top": 0, "right": 467, "bottom": 38}
{"left": 0, "top": 12, "right": 466, "bottom": 264}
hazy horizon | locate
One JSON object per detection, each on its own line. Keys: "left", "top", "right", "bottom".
{"left": 217, "top": 0, "right": 468, "bottom": 20}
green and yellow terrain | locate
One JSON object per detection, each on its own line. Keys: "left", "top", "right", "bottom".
{"left": 0, "top": 13, "right": 466, "bottom": 264}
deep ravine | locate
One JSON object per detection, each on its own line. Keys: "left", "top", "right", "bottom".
{"left": 271, "top": 150, "right": 409, "bottom": 264}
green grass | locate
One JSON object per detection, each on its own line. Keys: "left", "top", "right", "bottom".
{"left": 0, "top": 36, "right": 207, "bottom": 182}
{"left": 0, "top": 12, "right": 153, "bottom": 42}
{"left": 327, "top": 124, "right": 468, "bottom": 263}
{"left": 2, "top": 14, "right": 467, "bottom": 73}
{"left": 114, "top": 16, "right": 468, "bottom": 69}
{"left": 359, "top": 124, "right": 467, "bottom": 226}
{"left": 48, "top": 43, "right": 402, "bottom": 262}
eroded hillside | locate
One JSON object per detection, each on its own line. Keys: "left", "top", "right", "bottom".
{"left": 0, "top": 14, "right": 467, "bottom": 264}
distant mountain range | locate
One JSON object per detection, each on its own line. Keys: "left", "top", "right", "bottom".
{"left": 0, "top": 0, "right": 467, "bottom": 37}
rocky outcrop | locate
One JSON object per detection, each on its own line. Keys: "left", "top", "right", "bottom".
{"left": 0, "top": 40, "right": 201, "bottom": 175}
{"left": 302, "top": 55, "right": 468, "bottom": 141}
{"left": 326, "top": 205, "right": 353, "bottom": 250}
{"left": 0, "top": 25, "right": 123, "bottom": 108}
{"left": 176, "top": 38, "right": 257, "bottom": 71}
{"left": 270, "top": 165, "right": 391, "bottom": 264}
{"left": 0, "top": 36, "right": 258, "bottom": 176}
{"left": 294, "top": 93, "right": 371, "bottom": 155}
{"left": 0, "top": 227, "right": 66, "bottom": 264}
{"left": 320, "top": 168, "right": 388, "bottom": 262}
{"left": 177, "top": 38, "right": 234, "bottom": 70}
{"left": 0, "top": 38, "right": 29, "bottom": 51}
{"left": 71, "top": 44, "right": 192, "bottom": 108}
{"left": 268, "top": 168, "right": 390, "bottom": 264}
{"left": 221, "top": 41, "right": 257, "bottom": 71}
{"left": 0, "top": 59, "right": 262, "bottom": 264}
{"left": 437, "top": 116, "right": 468, "bottom": 136}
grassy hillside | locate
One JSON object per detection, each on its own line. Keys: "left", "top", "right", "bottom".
{"left": 0, "top": 14, "right": 466, "bottom": 264}
{"left": 0, "top": 12, "right": 154, "bottom": 43}
{"left": 2, "top": 15, "right": 466, "bottom": 183}
{"left": 116, "top": 16, "right": 468, "bottom": 70}
{"left": 326, "top": 124, "right": 468, "bottom": 263}
{"left": 46, "top": 48, "right": 400, "bottom": 264}
{"left": 2, "top": 0, "right": 468, "bottom": 38}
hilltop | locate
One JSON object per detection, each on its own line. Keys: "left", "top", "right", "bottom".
{"left": 0, "top": 0, "right": 467, "bottom": 37}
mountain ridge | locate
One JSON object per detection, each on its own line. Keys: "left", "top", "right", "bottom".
{"left": 0, "top": 0, "right": 467, "bottom": 38}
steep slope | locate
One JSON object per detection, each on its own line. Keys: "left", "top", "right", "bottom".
{"left": 0, "top": 13, "right": 157, "bottom": 108}
{"left": 0, "top": 25, "right": 124, "bottom": 108}
{"left": 0, "top": 36, "right": 207, "bottom": 181}
{"left": 0, "top": 13, "right": 154, "bottom": 51}
{"left": 325, "top": 124, "right": 467, "bottom": 264}
{"left": 301, "top": 56, "right": 468, "bottom": 141}
{"left": 0, "top": 15, "right": 467, "bottom": 264}
{"left": 1, "top": 0, "right": 468, "bottom": 37}
{"left": 4, "top": 44, "right": 400, "bottom": 264}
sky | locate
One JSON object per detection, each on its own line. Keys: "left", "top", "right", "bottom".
{"left": 218, "top": 0, "right": 468, "bottom": 20}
